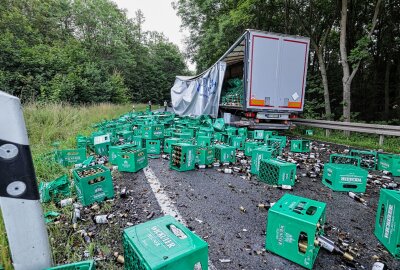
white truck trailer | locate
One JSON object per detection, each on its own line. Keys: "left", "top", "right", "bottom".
{"left": 171, "top": 29, "right": 310, "bottom": 129}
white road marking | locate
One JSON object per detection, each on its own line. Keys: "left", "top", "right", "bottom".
{"left": 143, "top": 166, "right": 217, "bottom": 270}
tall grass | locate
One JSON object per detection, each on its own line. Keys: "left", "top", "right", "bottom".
{"left": 0, "top": 103, "right": 143, "bottom": 270}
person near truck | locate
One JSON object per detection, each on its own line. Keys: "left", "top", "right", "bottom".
{"left": 164, "top": 100, "right": 167, "bottom": 112}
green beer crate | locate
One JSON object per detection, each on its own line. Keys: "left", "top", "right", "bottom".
{"left": 55, "top": 148, "right": 87, "bottom": 166}
{"left": 123, "top": 215, "right": 208, "bottom": 270}
{"left": 164, "top": 128, "right": 175, "bottom": 137}
{"left": 263, "top": 131, "right": 277, "bottom": 141}
{"left": 45, "top": 260, "right": 95, "bottom": 270}
{"left": 225, "top": 127, "right": 237, "bottom": 136}
{"left": 271, "top": 135, "right": 287, "bottom": 148}
{"left": 73, "top": 165, "right": 114, "bottom": 206}
{"left": 247, "top": 130, "right": 254, "bottom": 139}
{"left": 374, "top": 189, "right": 400, "bottom": 259}
{"left": 213, "top": 132, "right": 225, "bottom": 142}
{"left": 213, "top": 118, "right": 225, "bottom": 131}
{"left": 173, "top": 132, "right": 192, "bottom": 139}
{"left": 198, "top": 127, "right": 214, "bottom": 137}
{"left": 195, "top": 146, "right": 215, "bottom": 166}
{"left": 259, "top": 158, "right": 296, "bottom": 186}
{"left": 196, "top": 136, "right": 212, "bottom": 147}
{"left": 350, "top": 149, "right": 377, "bottom": 170}
{"left": 142, "top": 124, "right": 164, "bottom": 140}
{"left": 145, "top": 139, "right": 162, "bottom": 156}
{"left": 266, "top": 138, "right": 284, "bottom": 154}
{"left": 164, "top": 138, "right": 181, "bottom": 154}
{"left": 118, "top": 148, "right": 148, "bottom": 173}
{"left": 305, "top": 130, "right": 313, "bottom": 136}
{"left": 266, "top": 194, "right": 326, "bottom": 269}
{"left": 133, "top": 127, "right": 143, "bottom": 136}
{"left": 253, "top": 130, "right": 264, "bottom": 140}
{"left": 237, "top": 127, "right": 247, "bottom": 137}
{"left": 244, "top": 141, "right": 261, "bottom": 156}
{"left": 132, "top": 136, "right": 144, "bottom": 148}
{"left": 251, "top": 146, "right": 275, "bottom": 175}
{"left": 214, "top": 145, "right": 235, "bottom": 164}
{"left": 109, "top": 144, "right": 137, "bottom": 165}
{"left": 290, "top": 140, "right": 311, "bottom": 153}
{"left": 117, "top": 130, "right": 134, "bottom": 143}
{"left": 76, "top": 135, "right": 88, "bottom": 149}
{"left": 322, "top": 154, "right": 368, "bottom": 193}
{"left": 170, "top": 143, "right": 196, "bottom": 172}
{"left": 378, "top": 153, "right": 400, "bottom": 177}
{"left": 93, "top": 133, "right": 111, "bottom": 156}
{"left": 230, "top": 136, "right": 245, "bottom": 150}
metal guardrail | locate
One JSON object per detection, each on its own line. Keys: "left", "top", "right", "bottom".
{"left": 291, "top": 118, "right": 400, "bottom": 145}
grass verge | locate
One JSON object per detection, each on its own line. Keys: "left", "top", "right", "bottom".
{"left": 0, "top": 102, "right": 146, "bottom": 270}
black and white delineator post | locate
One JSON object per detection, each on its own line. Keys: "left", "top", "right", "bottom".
{"left": 0, "top": 91, "right": 52, "bottom": 269}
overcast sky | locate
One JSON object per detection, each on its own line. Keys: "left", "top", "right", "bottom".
{"left": 112, "top": 0, "right": 195, "bottom": 70}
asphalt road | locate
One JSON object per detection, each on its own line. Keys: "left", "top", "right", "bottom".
{"left": 111, "top": 138, "right": 399, "bottom": 270}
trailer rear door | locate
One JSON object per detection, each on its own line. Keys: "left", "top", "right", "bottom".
{"left": 246, "top": 31, "right": 309, "bottom": 111}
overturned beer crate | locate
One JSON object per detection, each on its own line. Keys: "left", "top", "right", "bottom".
{"left": 214, "top": 144, "right": 235, "bottom": 164}
{"left": 350, "top": 149, "right": 377, "bottom": 170}
{"left": 244, "top": 141, "right": 261, "bottom": 156}
{"left": 253, "top": 130, "right": 264, "bottom": 140}
{"left": 195, "top": 146, "right": 215, "bottom": 167}
{"left": 251, "top": 146, "right": 275, "bottom": 175}
{"left": 76, "top": 135, "right": 88, "bottom": 149}
{"left": 164, "top": 138, "right": 181, "bottom": 154}
{"left": 237, "top": 127, "right": 247, "bottom": 137}
{"left": 259, "top": 158, "right": 296, "bottom": 186}
{"left": 118, "top": 148, "right": 148, "bottom": 173}
{"left": 290, "top": 139, "right": 310, "bottom": 153}
{"left": 73, "top": 165, "right": 114, "bottom": 206}
{"left": 378, "top": 153, "right": 400, "bottom": 177}
{"left": 265, "top": 138, "right": 284, "bottom": 154}
{"left": 45, "top": 260, "right": 95, "bottom": 270}
{"left": 145, "top": 139, "right": 162, "bottom": 156}
{"left": 131, "top": 136, "right": 144, "bottom": 148}
{"left": 266, "top": 194, "right": 326, "bottom": 269}
{"left": 196, "top": 136, "right": 212, "bottom": 147}
{"left": 109, "top": 144, "right": 137, "bottom": 165}
{"left": 374, "top": 189, "right": 400, "bottom": 259}
{"left": 213, "top": 118, "right": 225, "bottom": 131}
{"left": 230, "top": 136, "right": 245, "bottom": 150}
{"left": 225, "top": 126, "right": 237, "bottom": 136}
{"left": 142, "top": 124, "right": 164, "bottom": 140}
{"left": 117, "top": 130, "right": 134, "bottom": 143}
{"left": 170, "top": 143, "right": 196, "bottom": 172}
{"left": 55, "top": 148, "right": 87, "bottom": 167}
{"left": 93, "top": 133, "right": 111, "bottom": 156}
{"left": 322, "top": 154, "right": 368, "bottom": 193}
{"left": 123, "top": 215, "right": 208, "bottom": 270}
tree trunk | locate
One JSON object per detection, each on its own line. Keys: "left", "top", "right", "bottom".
{"left": 316, "top": 49, "right": 332, "bottom": 120}
{"left": 384, "top": 60, "right": 391, "bottom": 119}
{"left": 340, "top": 0, "right": 351, "bottom": 124}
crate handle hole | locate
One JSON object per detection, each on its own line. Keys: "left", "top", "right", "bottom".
{"left": 168, "top": 224, "right": 187, "bottom": 240}
{"left": 325, "top": 179, "right": 332, "bottom": 185}
{"left": 194, "top": 262, "right": 203, "bottom": 270}
{"left": 306, "top": 206, "right": 317, "bottom": 216}
{"left": 343, "top": 184, "right": 357, "bottom": 189}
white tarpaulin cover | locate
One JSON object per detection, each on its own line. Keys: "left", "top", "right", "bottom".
{"left": 171, "top": 61, "right": 227, "bottom": 117}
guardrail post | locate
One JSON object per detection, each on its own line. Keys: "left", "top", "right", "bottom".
{"left": 379, "top": 135, "right": 384, "bottom": 146}
{"left": 325, "top": 129, "right": 331, "bottom": 137}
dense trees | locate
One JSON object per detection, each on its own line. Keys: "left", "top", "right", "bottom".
{"left": 0, "top": 0, "right": 188, "bottom": 104}
{"left": 173, "top": 0, "right": 400, "bottom": 123}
